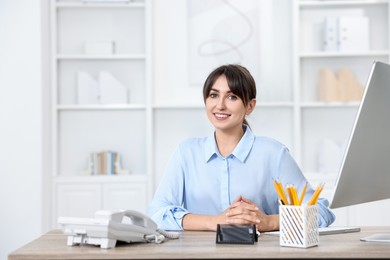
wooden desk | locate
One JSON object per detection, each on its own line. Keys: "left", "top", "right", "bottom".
{"left": 8, "top": 227, "right": 390, "bottom": 259}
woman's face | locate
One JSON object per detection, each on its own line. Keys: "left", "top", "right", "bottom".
{"left": 205, "top": 75, "right": 253, "bottom": 133}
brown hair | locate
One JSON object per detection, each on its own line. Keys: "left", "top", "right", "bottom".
{"left": 203, "top": 64, "right": 257, "bottom": 126}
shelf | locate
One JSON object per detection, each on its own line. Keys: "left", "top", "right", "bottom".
{"left": 257, "top": 102, "right": 295, "bottom": 108}
{"left": 299, "top": 0, "right": 388, "bottom": 7}
{"left": 57, "top": 104, "right": 147, "bottom": 110}
{"left": 299, "top": 51, "right": 389, "bottom": 58}
{"left": 56, "top": 54, "right": 146, "bottom": 60}
{"left": 56, "top": 1, "right": 145, "bottom": 9}
{"left": 304, "top": 171, "right": 338, "bottom": 182}
{"left": 152, "top": 104, "right": 204, "bottom": 109}
{"left": 300, "top": 102, "right": 360, "bottom": 108}
{"left": 54, "top": 174, "right": 148, "bottom": 183}
{"left": 152, "top": 102, "right": 294, "bottom": 110}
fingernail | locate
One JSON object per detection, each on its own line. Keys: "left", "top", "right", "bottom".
{"left": 256, "top": 219, "right": 260, "bottom": 223}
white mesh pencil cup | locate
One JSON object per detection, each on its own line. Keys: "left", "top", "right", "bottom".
{"left": 279, "top": 204, "right": 319, "bottom": 248}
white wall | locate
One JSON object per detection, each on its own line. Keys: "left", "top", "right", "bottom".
{"left": 1, "top": 2, "right": 390, "bottom": 258}
{"left": 0, "top": 0, "right": 48, "bottom": 259}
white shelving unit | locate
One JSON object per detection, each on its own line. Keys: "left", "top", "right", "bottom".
{"left": 50, "top": 0, "right": 152, "bottom": 224}
{"left": 293, "top": 0, "right": 390, "bottom": 225}
{"left": 48, "top": 0, "right": 390, "bottom": 228}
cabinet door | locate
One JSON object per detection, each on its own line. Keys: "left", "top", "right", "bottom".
{"left": 103, "top": 183, "right": 147, "bottom": 214}
{"left": 56, "top": 183, "right": 101, "bottom": 219}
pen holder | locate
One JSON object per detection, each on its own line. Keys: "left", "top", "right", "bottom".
{"left": 279, "top": 204, "right": 319, "bottom": 248}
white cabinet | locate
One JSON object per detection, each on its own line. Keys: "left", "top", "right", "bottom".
{"left": 102, "top": 182, "right": 148, "bottom": 211}
{"left": 54, "top": 175, "right": 148, "bottom": 224}
{"left": 293, "top": 0, "right": 390, "bottom": 225}
{"left": 55, "top": 182, "right": 101, "bottom": 219}
{"left": 50, "top": 0, "right": 152, "bottom": 224}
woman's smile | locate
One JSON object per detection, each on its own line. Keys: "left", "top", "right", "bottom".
{"left": 214, "top": 113, "right": 230, "bottom": 120}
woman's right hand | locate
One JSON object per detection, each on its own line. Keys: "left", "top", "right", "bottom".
{"left": 182, "top": 211, "right": 229, "bottom": 231}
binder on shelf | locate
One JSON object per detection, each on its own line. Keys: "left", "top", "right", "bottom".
{"left": 338, "top": 16, "right": 370, "bottom": 52}
{"left": 322, "top": 16, "right": 370, "bottom": 52}
{"left": 323, "top": 17, "right": 338, "bottom": 52}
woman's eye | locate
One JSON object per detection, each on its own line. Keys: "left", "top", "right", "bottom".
{"left": 209, "top": 93, "right": 218, "bottom": 98}
{"left": 228, "top": 95, "right": 238, "bottom": 101}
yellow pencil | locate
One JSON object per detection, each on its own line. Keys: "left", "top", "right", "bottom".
{"left": 298, "top": 182, "right": 308, "bottom": 205}
{"left": 273, "top": 180, "right": 282, "bottom": 201}
{"left": 292, "top": 185, "right": 299, "bottom": 206}
{"left": 287, "top": 184, "right": 298, "bottom": 205}
{"left": 313, "top": 183, "right": 324, "bottom": 205}
{"left": 286, "top": 185, "right": 292, "bottom": 205}
{"left": 308, "top": 182, "right": 325, "bottom": 205}
{"left": 278, "top": 181, "right": 289, "bottom": 205}
{"left": 273, "top": 179, "right": 288, "bottom": 205}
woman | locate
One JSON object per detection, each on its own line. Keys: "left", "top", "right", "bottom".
{"left": 148, "top": 64, "right": 335, "bottom": 231}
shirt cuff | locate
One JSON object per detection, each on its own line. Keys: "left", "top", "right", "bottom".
{"left": 317, "top": 199, "right": 336, "bottom": 227}
{"left": 152, "top": 206, "right": 189, "bottom": 231}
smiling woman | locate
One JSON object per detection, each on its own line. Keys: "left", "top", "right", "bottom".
{"left": 147, "top": 64, "right": 336, "bottom": 232}
{"left": 203, "top": 64, "right": 256, "bottom": 133}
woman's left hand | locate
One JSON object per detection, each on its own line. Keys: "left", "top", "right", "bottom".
{"left": 226, "top": 195, "right": 279, "bottom": 231}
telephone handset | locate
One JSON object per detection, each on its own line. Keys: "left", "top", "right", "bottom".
{"left": 58, "top": 209, "right": 179, "bottom": 249}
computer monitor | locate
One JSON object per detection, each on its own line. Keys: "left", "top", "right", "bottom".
{"left": 330, "top": 61, "right": 390, "bottom": 209}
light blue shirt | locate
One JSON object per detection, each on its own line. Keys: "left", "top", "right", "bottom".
{"left": 148, "top": 126, "right": 335, "bottom": 230}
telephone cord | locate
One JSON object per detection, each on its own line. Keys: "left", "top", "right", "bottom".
{"left": 157, "top": 229, "right": 180, "bottom": 239}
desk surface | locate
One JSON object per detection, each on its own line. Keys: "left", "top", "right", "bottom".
{"left": 8, "top": 227, "right": 390, "bottom": 259}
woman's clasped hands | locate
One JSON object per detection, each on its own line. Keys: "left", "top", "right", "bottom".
{"left": 225, "top": 195, "right": 279, "bottom": 232}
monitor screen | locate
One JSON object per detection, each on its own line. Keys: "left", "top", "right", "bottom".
{"left": 330, "top": 61, "right": 390, "bottom": 209}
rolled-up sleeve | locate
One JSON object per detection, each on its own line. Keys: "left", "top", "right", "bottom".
{"left": 147, "top": 144, "right": 187, "bottom": 230}
{"left": 149, "top": 206, "right": 188, "bottom": 231}
{"left": 317, "top": 198, "right": 336, "bottom": 227}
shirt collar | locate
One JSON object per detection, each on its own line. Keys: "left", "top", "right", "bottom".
{"left": 204, "top": 125, "right": 255, "bottom": 163}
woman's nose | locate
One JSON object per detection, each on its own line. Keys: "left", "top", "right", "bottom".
{"left": 216, "top": 97, "right": 226, "bottom": 109}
